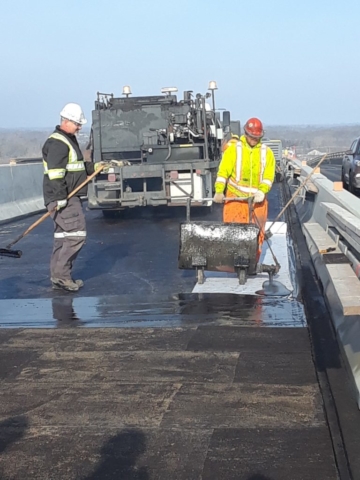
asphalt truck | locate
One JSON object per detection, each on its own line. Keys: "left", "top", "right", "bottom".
{"left": 87, "top": 84, "right": 240, "bottom": 217}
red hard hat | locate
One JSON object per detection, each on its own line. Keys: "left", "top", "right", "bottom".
{"left": 244, "top": 118, "right": 264, "bottom": 139}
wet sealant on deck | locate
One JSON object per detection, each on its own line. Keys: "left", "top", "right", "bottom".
{"left": 0, "top": 292, "right": 306, "bottom": 328}
{"left": 0, "top": 217, "right": 306, "bottom": 328}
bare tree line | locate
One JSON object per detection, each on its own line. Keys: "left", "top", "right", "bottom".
{"left": 265, "top": 124, "right": 360, "bottom": 152}
{"left": 0, "top": 129, "right": 90, "bottom": 164}
{"left": 0, "top": 125, "right": 359, "bottom": 164}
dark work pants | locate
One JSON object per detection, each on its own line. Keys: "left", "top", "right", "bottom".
{"left": 47, "top": 197, "right": 86, "bottom": 280}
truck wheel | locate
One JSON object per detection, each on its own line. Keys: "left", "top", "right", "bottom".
{"left": 349, "top": 173, "right": 357, "bottom": 194}
{"left": 275, "top": 171, "right": 283, "bottom": 183}
{"left": 342, "top": 169, "right": 348, "bottom": 190}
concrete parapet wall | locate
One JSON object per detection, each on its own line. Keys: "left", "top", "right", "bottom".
{"left": 0, "top": 163, "right": 45, "bottom": 224}
{"left": 292, "top": 159, "right": 360, "bottom": 225}
{"left": 289, "top": 160, "right": 360, "bottom": 408}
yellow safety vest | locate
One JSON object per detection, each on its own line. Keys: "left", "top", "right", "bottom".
{"left": 215, "top": 135, "right": 275, "bottom": 198}
{"left": 43, "top": 132, "right": 85, "bottom": 180}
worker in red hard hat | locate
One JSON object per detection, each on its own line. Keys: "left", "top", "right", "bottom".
{"left": 213, "top": 117, "right": 276, "bottom": 262}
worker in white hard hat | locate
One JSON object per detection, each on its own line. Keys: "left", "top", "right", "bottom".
{"left": 42, "top": 103, "right": 102, "bottom": 292}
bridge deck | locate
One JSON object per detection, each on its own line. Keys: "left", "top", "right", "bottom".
{"left": 0, "top": 323, "right": 337, "bottom": 480}
{"left": 0, "top": 183, "right": 358, "bottom": 479}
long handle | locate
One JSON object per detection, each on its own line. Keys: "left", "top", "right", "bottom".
{"left": 266, "top": 153, "right": 328, "bottom": 233}
{"left": 6, "top": 165, "right": 105, "bottom": 249}
{"left": 199, "top": 197, "right": 253, "bottom": 202}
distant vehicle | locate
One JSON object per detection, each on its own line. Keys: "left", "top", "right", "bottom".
{"left": 342, "top": 137, "right": 360, "bottom": 193}
{"left": 87, "top": 85, "right": 238, "bottom": 217}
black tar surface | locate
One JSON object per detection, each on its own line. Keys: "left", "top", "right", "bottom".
{"left": 0, "top": 185, "right": 283, "bottom": 302}
{"left": 0, "top": 326, "right": 339, "bottom": 479}
{"left": 0, "top": 183, "right": 358, "bottom": 479}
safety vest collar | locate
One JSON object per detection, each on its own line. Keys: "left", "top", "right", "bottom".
{"left": 240, "top": 134, "right": 262, "bottom": 150}
{"left": 43, "top": 131, "right": 85, "bottom": 178}
{"left": 49, "top": 132, "right": 79, "bottom": 163}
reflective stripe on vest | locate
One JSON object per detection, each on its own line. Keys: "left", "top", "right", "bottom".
{"left": 216, "top": 176, "right": 227, "bottom": 185}
{"left": 43, "top": 132, "right": 85, "bottom": 177}
{"left": 236, "top": 142, "right": 242, "bottom": 182}
{"left": 235, "top": 142, "right": 267, "bottom": 183}
{"left": 49, "top": 133, "right": 79, "bottom": 162}
{"left": 260, "top": 144, "right": 266, "bottom": 181}
{"left": 228, "top": 178, "right": 258, "bottom": 194}
{"left": 45, "top": 166, "right": 66, "bottom": 180}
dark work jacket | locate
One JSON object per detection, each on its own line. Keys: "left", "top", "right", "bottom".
{"left": 42, "top": 126, "right": 95, "bottom": 206}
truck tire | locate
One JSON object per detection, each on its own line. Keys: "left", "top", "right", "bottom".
{"left": 349, "top": 172, "right": 356, "bottom": 194}
{"left": 275, "top": 171, "right": 283, "bottom": 183}
{"left": 342, "top": 169, "right": 348, "bottom": 190}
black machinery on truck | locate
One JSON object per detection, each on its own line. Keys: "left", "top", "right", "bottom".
{"left": 87, "top": 84, "right": 240, "bottom": 217}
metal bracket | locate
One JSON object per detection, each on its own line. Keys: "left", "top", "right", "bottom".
{"left": 234, "top": 255, "right": 250, "bottom": 268}
{"left": 191, "top": 255, "right": 207, "bottom": 268}
{"left": 258, "top": 263, "right": 280, "bottom": 277}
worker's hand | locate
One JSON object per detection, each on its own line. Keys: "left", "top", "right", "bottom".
{"left": 56, "top": 199, "right": 67, "bottom": 211}
{"left": 213, "top": 193, "right": 225, "bottom": 204}
{"left": 110, "top": 160, "right": 131, "bottom": 167}
{"left": 253, "top": 190, "right": 265, "bottom": 203}
{"left": 94, "top": 161, "right": 109, "bottom": 173}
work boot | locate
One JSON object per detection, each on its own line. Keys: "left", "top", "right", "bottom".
{"left": 51, "top": 277, "right": 83, "bottom": 292}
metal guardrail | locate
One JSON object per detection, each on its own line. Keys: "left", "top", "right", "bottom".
{"left": 5, "top": 157, "right": 42, "bottom": 165}
{"left": 322, "top": 202, "right": 360, "bottom": 254}
{"left": 306, "top": 151, "right": 346, "bottom": 166}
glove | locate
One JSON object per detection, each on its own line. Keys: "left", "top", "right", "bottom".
{"left": 56, "top": 199, "right": 67, "bottom": 211}
{"left": 94, "top": 161, "right": 110, "bottom": 173}
{"left": 110, "top": 160, "right": 131, "bottom": 167}
{"left": 213, "top": 193, "right": 225, "bottom": 203}
{"left": 253, "top": 190, "right": 265, "bottom": 203}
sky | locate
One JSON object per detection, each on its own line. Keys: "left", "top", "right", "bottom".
{"left": 1, "top": 0, "right": 359, "bottom": 128}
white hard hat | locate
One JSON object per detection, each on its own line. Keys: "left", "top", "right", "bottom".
{"left": 60, "top": 103, "right": 87, "bottom": 125}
